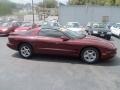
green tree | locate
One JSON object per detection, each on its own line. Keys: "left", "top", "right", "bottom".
{"left": 104, "top": 0, "right": 113, "bottom": 5}
{"left": 69, "top": 0, "right": 85, "bottom": 5}
{"left": 68, "top": 0, "right": 120, "bottom": 6}
{"left": 0, "top": 0, "right": 16, "bottom": 16}
{"left": 116, "top": 0, "right": 120, "bottom": 6}
{"left": 38, "top": 0, "right": 57, "bottom": 8}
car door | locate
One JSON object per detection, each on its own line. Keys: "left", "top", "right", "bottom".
{"left": 35, "top": 29, "right": 77, "bottom": 56}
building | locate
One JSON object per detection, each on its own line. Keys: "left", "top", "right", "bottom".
{"left": 58, "top": 5, "right": 120, "bottom": 25}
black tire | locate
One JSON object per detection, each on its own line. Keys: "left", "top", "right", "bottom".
{"left": 80, "top": 47, "right": 100, "bottom": 64}
{"left": 19, "top": 43, "right": 32, "bottom": 58}
{"left": 119, "top": 34, "right": 120, "bottom": 39}
{"left": 106, "top": 36, "right": 111, "bottom": 40}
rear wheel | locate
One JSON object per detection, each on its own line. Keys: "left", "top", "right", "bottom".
{"left": 19, "top": 44, "right": 32, "bottom": 58}
{"left": 80, "top": 47, "right": 100, "bottom": 64}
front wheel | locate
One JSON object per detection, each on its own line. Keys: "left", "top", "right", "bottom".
{"left": 19, "top": 44, "right": 32, "bottom": 58}
{"left": 80, "top": 48, "right": 100, "bottom": 64}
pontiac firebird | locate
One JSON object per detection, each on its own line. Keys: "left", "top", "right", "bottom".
{"left": 7, "top": 28, "right": 117, "bottom": 64}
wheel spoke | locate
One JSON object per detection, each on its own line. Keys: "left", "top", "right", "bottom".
{"left": 84, "top": 53, "right": 89, "bottom": 58}
{"left": 23, "top": 46, "right": 26, "bottom": 50}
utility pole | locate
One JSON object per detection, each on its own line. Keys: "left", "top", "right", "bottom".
{"left": 32, "top": 0, "right": 35, "bottom": 24}
{"left": 43, "top": 0, "right": 45, "bottom": 21}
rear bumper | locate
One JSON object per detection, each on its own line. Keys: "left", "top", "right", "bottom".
{"left": 7, "top": 43, "right": 17, "bottom": 50}
{"left": 0, "top": 32, "right": 9, "bottom": 36}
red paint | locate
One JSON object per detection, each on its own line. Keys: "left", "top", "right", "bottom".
{"left": 7, "top": 29, "right": 117, "bottom": 60}
{"left": 0, "top": 26, "right": 18, "bottom": 36}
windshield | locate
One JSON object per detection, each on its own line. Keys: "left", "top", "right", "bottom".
{"left": 93, "top": 23, "right": 106, "bottom": 28}
{"left": 67, "top": 22, "right": 80, "bottom": 28}
{"left": 41, "top": 21, "right": 60, "bottom": 29}
{"left": 21, "top": 23, "right": 32, "bottom": 27}
{"left": 62, "top": 30, "right": 86, "bottom": 39}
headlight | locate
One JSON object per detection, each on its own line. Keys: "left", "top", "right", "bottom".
{"left": 93, "top": 31, "right": 98, "bottom": 34}
{"left": 107, "top": 32, "right": 112, "bottom": 35}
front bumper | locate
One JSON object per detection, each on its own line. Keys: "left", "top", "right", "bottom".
{"left": 101, "top": 48, "right": 117, "bottom": 60}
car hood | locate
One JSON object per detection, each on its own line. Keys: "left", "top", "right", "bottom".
{"left": 74, "top": 35, "right": 115, "bottom": 49}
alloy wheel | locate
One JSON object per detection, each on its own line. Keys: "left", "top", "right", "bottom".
{"left": 81, "top": 48, "right": 99, "bottom": 64}
{"left": 19, "top": 44, "right": 32, "bottom": 58}
{"left": 83, "top": 50, "right": 97, "bottom": 62}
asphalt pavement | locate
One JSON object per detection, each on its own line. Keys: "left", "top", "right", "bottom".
{"left": 0, "top": 36, "right": 120, "bottom": 90}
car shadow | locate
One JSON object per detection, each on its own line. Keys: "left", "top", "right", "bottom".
{"left": 12, "top": 52, "right": 82, "bottom": 64}
{"left": 12, "top": 52, "right": 120, "bottom": 67}
{"left": 94, "top": 56, "right": 120, "bottom": 66}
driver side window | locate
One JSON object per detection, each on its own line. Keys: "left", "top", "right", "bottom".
{"left": 39, "top": 29, "right": 65, "bottom": 38}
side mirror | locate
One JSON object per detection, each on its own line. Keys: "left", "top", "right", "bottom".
{"left": 61, "top": 36, "right": 69, "bottom": 41}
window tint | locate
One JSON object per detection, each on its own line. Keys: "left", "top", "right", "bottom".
{"left": 93, "top": 23, "right": 105, "bottom": 28}
{"left": 39, "top": 29, "right": 65, "bottom": 38}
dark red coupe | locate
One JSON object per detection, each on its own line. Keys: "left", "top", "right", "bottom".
{"left": 7, "top": 28, "right": 117, "bottom": 64}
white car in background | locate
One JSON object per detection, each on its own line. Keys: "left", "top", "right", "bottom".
{"left": 65, "top": 22, "right": 86, "bottom": 34}
{"left": 110, "top": 23, "right": 120, "bottom": 38}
